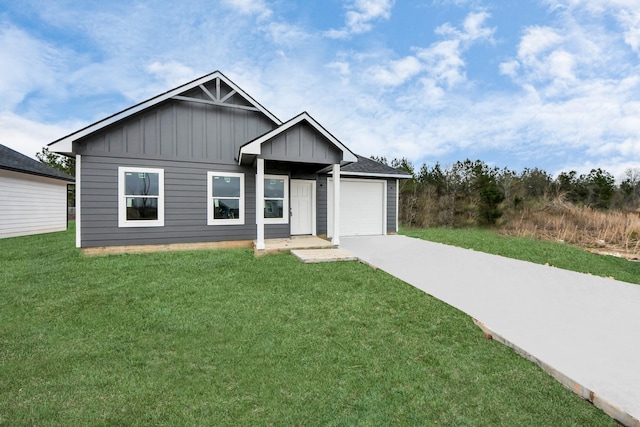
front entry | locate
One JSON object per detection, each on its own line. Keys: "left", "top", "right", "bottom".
{"left": 290, "top": 180, "right": 315, "bottom": 235}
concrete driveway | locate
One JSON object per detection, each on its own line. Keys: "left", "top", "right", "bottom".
{"left": 340, "top": 234, "right": 640, "bottom": 426}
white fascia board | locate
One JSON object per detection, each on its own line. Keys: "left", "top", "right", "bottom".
{"left": 240, "top": 141, "right": 263, "bottom": 156}
{"left": 48, "top": 138, "right": 74, "bottom": 156}
{"left": 238, "top": 112, "right": 358, "bottom": 163}
{"left": 329, "top": 171, "right": 413, "bottom": 179}
{"left": 49, "top": 71, "right": 281, "bottom": 153}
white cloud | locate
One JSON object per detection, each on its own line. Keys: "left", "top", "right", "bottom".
{"left": 417, "top": 78, "right": 447, "bottom": 107}
{"left": 492, "top": 1, "right": 640, "bottom": 174}
{"left": 222, "top": 0, "right": 272, "bottom": 20}
{"left": 323, "top": 28, "right": 350, "bottom": 40}
{"left": 417, "top": 39, "right": 466, "bottom": 88}
{"left": 0, "top": 112, "right": 82, "bottom": 159}
{"left": 618, "top": 8, "right": 640, "bottom": 52}
{"left": 325, "top": 0, "right": 394, "bottom": 39}
{"left": 326, "top": 61, "right": 351, "bottom": 78}
{"left": 346, "top": 0, "right": 394, "bottom": 32}
{"left": 0, "top": 24, "right": 61, "bottom": 111}
{"left": 435, "top": 11, "right": 495, "bottom": 43}
{"left": 263, "top": 22, "right": 311, "bottom": 45}
{"left": 369, "top": 56, "right": 422, "bottom": 86}
{"left": 462, "top": 11, "right": 495, "bottom": 41}
{"left": 505, "top": 25, "right": 578, "bottom": 91}
{"left": 542, "top": 0, "right": 640, "bottom": 54}
{"left": 62, "top": 62, "right": 159, "bottom": 109}
{"left": 517, "top": 26, "right": 562, "bottom": 62}
{"left": 618, "top": 138, "right": 640, "bottom": 157}
{"left": 362, "top": 10, "right": 493, "bottom": 90}
{"left": 547, "top": 50, "right": 575, "bottom": 81}
{"left": 146, "top": 61, "right": 197, "bottom": 88}
{"left": 499, "top": 60, "right": 520, "bottom": 78}
{"left": 501, "top": 18, "right": 616, "bottom": 98}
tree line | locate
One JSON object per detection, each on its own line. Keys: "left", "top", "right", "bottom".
{"left": 37, "top": 146, "right": 640, "bottom": 227}
{"left": 372, "top": 157, "right": 640, "bottom": 228}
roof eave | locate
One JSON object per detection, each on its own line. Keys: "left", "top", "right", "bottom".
{"left": 0, "top": 166, "right": 75, "bottom": 182}
{"left": 49, "top": 139, "right": 74, "bottom": 156}
{"left": 329, "top": 170, "right": 413, "bottom": 179}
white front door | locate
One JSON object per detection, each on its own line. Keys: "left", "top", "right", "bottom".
{"left": 291, "top": 180, "right": 315, "bottom": 235}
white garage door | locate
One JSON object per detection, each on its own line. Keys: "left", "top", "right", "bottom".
{"left": 328, "top": 178, "right": 386, "bottom": 237}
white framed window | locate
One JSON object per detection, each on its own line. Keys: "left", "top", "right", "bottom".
{"left": 208, "top": 172, "right": 244, "bottom": 225}
{"left": 264, "top": 174, "right": 288, "bottom": 224}
{"left": 118, "top": 167, "right": 164, "bottom": 227}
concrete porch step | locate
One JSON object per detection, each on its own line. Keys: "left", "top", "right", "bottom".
{"left": 254, "top": 236, "right": 337, "bottom": 255}
{"left": 291, "top": 248, "right": 359, "bottom": 263}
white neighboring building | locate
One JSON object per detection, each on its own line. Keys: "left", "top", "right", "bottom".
{"left": 0, "top": 144, "right": 74, "bottom": 239}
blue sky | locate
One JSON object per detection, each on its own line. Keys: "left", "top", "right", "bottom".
{"left": 2, "top": 0, "right": 640, "bottom": 179}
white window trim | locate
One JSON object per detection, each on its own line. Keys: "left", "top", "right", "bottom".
{"left": 207, "top": 171, "right": 245, "bottom": 226}
{"left": 263, "top": 174, "right": 289, "bottom": 225}
{"left": 118, "top": 166, "right": 165, "bottom": 228}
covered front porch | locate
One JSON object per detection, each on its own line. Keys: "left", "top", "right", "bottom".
{"left": 238, "top": 112, "right": 358, "bottom": 251}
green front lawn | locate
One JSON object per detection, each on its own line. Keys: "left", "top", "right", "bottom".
{"left": 402, "top": 227, "right": 640, "bottom": 285}
{"left": 0, "top": 226, "right": 615, "bottom": 426}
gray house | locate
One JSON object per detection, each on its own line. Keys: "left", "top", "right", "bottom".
{"left": 0, "top": 144, "right": 74, "bottom": 239}
{"left": 48, "top": 71, "right": 410, "bottom": 249}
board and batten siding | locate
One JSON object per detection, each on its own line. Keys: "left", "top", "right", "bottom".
{"left": 0, "top": 169, "right": 68, "bottom": 239}
{"left": 260, "top": 123, "right": 343, "bottom": 164}
{"left": 75, "top": 99, "right": 276, "bottom": 164}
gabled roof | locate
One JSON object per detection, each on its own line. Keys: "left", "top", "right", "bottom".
{"left": 326, "top": 154, "right": 413, "bottom": 178}
{"left": 0, "top": 144, "right": 74, "bottom": 182}
{"left": 238, "top": 111, "right": 358, "bottom": 164}
{"left": 48, "top": 71, "right": 281, "bottom": 155}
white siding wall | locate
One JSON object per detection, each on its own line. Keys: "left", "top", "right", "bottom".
{"left": 0, "top": 169, "right": 69, "bottom": 239}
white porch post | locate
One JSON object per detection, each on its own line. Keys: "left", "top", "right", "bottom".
{"left": 395, "top": 178, "right": 400, "bottom": 233}
{"left": 256, "top": 157, "right": 265, "bottom": 250}
{"left": 331, "top": 163, "right": 340, "bottom": 245}
{"left": 75, "top": 154, "right": 81, "bottom": 248}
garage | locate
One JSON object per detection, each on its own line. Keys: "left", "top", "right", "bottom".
{"left": 327, "top": 178, "right": 386, "bottom": 237}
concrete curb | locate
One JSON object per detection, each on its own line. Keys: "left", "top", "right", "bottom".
{"left": 473, "top": 318, "right": 639, "bottom": 427}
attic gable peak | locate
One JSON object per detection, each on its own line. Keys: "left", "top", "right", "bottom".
{"left": 171, "top": 76, "right": 260, "bottom": 114}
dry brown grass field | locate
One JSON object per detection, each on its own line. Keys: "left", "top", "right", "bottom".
{"left": 501, "top": 198, "right": 640, "bottom": 260}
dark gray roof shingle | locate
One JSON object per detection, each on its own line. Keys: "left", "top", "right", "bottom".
{"left": 0, "top": 144, "right": 74, "bottom": 182}
{"left": 340, "top": 155, "right": 412, "bottom": 178}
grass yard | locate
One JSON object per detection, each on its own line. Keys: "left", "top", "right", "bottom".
{"left": 0, "top": 226, "right": 617, "bottom": 426}
{"left": 402, "top": 227, "right": 640, "bottom": 286}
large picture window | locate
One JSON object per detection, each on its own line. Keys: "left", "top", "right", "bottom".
{"left": 118, "top": 167, "right": 164, "bottom": 227}
{"left": 208, "top": 172, "right": 244, "bottom": 225}
{"left": 264, "top": 175, "right": 288, "bottom": 224}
